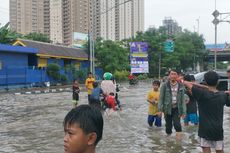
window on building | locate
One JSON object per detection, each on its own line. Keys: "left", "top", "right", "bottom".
{"left": 38, "top": 58, "right": 47, "bottom": 68}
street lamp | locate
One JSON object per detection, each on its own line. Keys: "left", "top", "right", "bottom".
{"left": 212, "top": 9, "right": 230, "bottom": 70}
{"left": 212, "top": 10, "right": 219, "bottom": 70}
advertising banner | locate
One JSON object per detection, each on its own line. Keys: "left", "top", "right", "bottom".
{"left": 73, "top": 32, "right": 88, "bottom": 48}
{"left": 130, "top": 42, "right": 149, "bottom": 74}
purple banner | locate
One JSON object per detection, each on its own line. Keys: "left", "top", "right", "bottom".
{"left": 130, "top": 42, "right": 149, "bottom": 74}
{"left": 130, "top": 42, "right": 148, "bottom": 53}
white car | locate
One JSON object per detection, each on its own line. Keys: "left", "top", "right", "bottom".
{"left": 194, "top": 71, "right": 230, "bottom": 91}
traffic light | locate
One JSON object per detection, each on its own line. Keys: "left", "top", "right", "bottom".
{"left": 164, "top": 40, "right": 174, "bottom": 52}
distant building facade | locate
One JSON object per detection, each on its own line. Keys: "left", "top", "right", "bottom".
{"left": 10, "top": 0, "right": 144, "bottom": 45}
{"left": 160, "top": 17, "right": 182, "bottom": 36}
{"left": 10, "top": 0, "right": 46, "bottom": 34}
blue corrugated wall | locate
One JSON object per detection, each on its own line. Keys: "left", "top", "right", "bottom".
{"left": 0, "top": 52, "right": 103, "bottom": 88}
{"left": 0, "top": 52, "right": 28, "bottom": 68}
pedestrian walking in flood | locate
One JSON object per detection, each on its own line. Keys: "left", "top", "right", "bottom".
{"left": 89, "top": 82, "right": 103, "bottom": 109}
{"left": 183, "top": 74, "right": 199, "bottom": 126}
{"left": 183, "top": 70, "right": 230, "bottom": 153}
{"left": 147, "top": 80, "right": 161, "bottom": 127}
{"left": 85, "top": 72, "right": 95, "bottom": 104}
{"left": 158, "top": 69, "right": 186, "bottom": 140}
{"left": 72, "top": 80, "right": 80, "bottom": 107}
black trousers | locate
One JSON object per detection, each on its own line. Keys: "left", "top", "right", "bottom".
{"left": 165, "top": 108, "right": 182, "bottom": 134}
{"left": 88, "top": 94, "right": 91, "bottom": 104}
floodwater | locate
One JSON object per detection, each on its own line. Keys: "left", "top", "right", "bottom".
{"left": 1, "top": 82, "right": 230, "bottom": 153}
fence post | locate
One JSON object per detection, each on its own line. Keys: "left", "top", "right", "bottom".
{"left": 41, "top": 68, "right": 43, "bottom": 84}
{"left": 25, "top": 67, "right": 27, "bottom": 87}
{"left": 6, "top": 66, "right": 8, "bottom": 90}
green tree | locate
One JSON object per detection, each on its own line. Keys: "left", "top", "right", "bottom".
{"left": 0, "top": 23, "right": 22, "bottom": 44}
{"left": 122, "top": 28, "right": 206, "bottom": 77}
{"left": 24, "top": 32, "right": 51, "bottom": 43}
{"left": 168, "top": 30, "right": 206, "bottom": 71}
{"left": 95, "top": 38, "right": 129, "bottom": 73}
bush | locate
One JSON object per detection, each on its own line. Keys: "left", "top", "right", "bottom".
{"left": 60, "top": 74, "right": 67, "bottom": 84}
{"left": 46, "top": 63, "right": 61, "bottom": 81}
{"left": 74, "top": 69, "right": 87, "bottom": 83}
{"left": 114, "top": 70, "right": 129, "bottom": 81}
{"left": 137, "top": 74, "right": 148, "bottom": 80}
{"left": 65, "top": 64, "right": 87, "bottom": 83}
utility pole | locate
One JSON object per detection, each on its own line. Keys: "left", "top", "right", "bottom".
{"left": 158, "top": 51, "right": 161, "bottom": 79}
{"left": 196, "top": 17, "right": 200, "bottom": 34}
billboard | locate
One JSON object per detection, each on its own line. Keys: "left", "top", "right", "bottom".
{"left": 73, "top": 32, "right": 88, "bottom": 48}
{"left": 205, "top": 43, "right": 230, "bottom": 51}
{"left": 130, "top": 42, "right": 149, "bottom": 74}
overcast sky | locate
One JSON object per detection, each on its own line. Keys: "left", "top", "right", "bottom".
{"left": 0, "top": 0, "right": 230, "bottom": 44}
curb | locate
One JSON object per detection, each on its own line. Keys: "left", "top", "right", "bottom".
{"left": 14, "top": 88, "right": 72, "bottom": 95}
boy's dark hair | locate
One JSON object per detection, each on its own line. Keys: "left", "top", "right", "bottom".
{"left": 184, "top": 74, "right": 191, "bottom": 81}
{"left": 190, "top": 75, "right": 195, "bottom": 81}
{"left": 63, "top": 105, "right": 103, "bottom": 145}
{"left": 184, "top": 74, "right": 195, "bottom": 82}
{"left": 152, "top": 80, "right": 160, "bottom": 86}
{"left": 93, "top": 82, "right": 98, "bottom": 88}
{"left": 204, "top": 70, "right": 219, "bottom": 86}
{"left": 169, "top": 69, "right": 181, "bottom": 75}
{"left": 88, "top": 72, "right": 92, "bottom": 75}
{"left": 109, "top": 92, "right": 115, "bottom": 96}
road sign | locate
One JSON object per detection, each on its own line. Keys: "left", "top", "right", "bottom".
{"left": 164, "top": 40, "right": 174, "bottom": 52}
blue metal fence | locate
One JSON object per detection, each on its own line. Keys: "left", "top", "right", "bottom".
{"left": 0, "top": 66, "right": 48, "bottom": 86}
{"left": 0, "top": 66, "right": 103, "bottom": 89}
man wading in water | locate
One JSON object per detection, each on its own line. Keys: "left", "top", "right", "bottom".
{"left": 158, "top": 69, "right": 186, "bottom": 140}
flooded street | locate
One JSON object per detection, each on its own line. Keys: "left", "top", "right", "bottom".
{"left": 1, "top": 81, "right": 230, "bottom": 153}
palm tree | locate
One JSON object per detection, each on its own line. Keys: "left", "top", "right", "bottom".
{"left": 0, "top": 22, "right": 22, "bottom": 44}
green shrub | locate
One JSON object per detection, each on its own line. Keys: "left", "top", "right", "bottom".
{"left": 60, "top": 74, "right": 67, "bottom": 83}
{"left": 74, "top": 69, "right": 87, "bottom": 83}
{"left": 65, "top": 64, "right": 87, "bottom": 83}
{"left": 46, "top": 63, "right": 61, "bottom": 81}
{"left": 137, "top": 74, "right": 148, "bottom": 80}
{"left": 114, "top": 70, "right": 129, "bottom": 81}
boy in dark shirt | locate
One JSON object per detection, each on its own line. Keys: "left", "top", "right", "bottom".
{"left": 183, "top": 71, "right": 230, "bottom": 153}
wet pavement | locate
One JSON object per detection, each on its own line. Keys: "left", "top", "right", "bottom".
{"left": 1, "top": 81, "right": 230, "bottom": 153}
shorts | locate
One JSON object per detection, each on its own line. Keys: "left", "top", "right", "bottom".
{"left": 199, "top": 137, "right": 224, "bottom": 150}
{"left": 148, "top": 115, "right": 162, "bottom": 127}
{"left": 73, "top": 93, "right": 79, "bottom": 101}
{"left": 184, "top": 113, "right": 199, "bottom": 124}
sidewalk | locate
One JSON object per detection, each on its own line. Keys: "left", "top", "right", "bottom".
{"left": 0, "top": 84, "right": 87, "bottom": 95}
